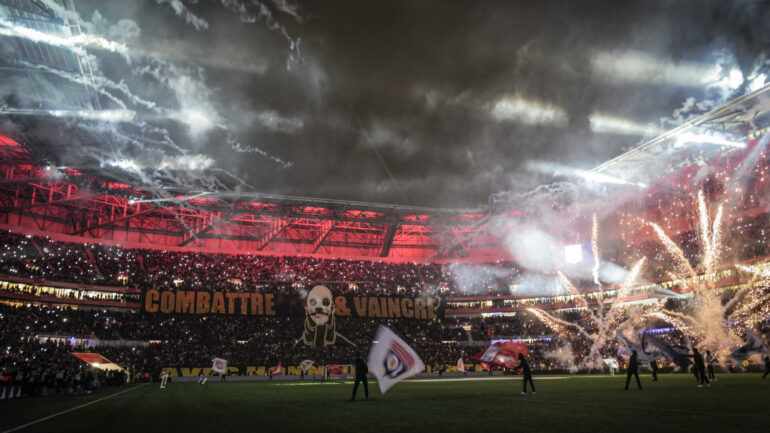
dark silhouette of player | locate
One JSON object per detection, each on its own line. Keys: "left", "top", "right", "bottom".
{"left": 649, "top": 360, "right": 658, "bottom": 382}
{"left": 706, "top": 350, "right": 716, "bottom": 381}
{"left": 625, "top": 350, "right": 642, "bottom": 390}
{"left": 350, "top": 354, "right": 368, "bottom": 401}
{"left": 517, "top": 353, "right": 535, "bottom": 395}
{"left": 690, "top": 348, "right": 710, "bottom": 387}
{"left": 763, "top": 356, "right": 770, "bottom": 379}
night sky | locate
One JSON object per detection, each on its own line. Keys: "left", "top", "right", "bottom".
{"left": 6, "top": 0, "right": 770, "bottom": 208}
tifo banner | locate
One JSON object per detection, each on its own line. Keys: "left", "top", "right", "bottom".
{"left": 141, "top": 287, "right": 441, "bottom": 320}
{"left": 143, "top": 285, "right": 442, "bottom": 349}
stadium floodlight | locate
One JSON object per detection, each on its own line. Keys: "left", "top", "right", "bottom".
{"left": 564, "top": 244, "right": 583, "bottom": 264}
{"left": 588, "top": 113, "right": 663, "bottom": 137}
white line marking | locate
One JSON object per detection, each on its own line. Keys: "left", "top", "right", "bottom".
{"left": 1, "top": 384, "right": 149, "bottom": 433}
{"left": 407, "top": 376, "right": 568, "bottom": 383}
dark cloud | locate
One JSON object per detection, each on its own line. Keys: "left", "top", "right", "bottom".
{"left": 5, "top": 0, "right": 770, "bottom": 208}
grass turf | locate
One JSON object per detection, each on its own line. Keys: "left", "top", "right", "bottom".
{"left": 2, "top": 374, "right": 770, "bottom": 433}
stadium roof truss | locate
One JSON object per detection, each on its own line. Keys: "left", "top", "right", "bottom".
{"left": 0, "top": 134, "right": 502, "bottom": 258}
{"left": 589, "top": 83, "right": 770, "bottom": 189}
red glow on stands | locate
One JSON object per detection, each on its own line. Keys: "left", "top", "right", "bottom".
{"left": 187, "top": 197, "right": 219, "bottom": 206}
{"left": 341, "top": 210, "right": 385, "bottom": 219}
{"left": 106, "top": 182, "right": 134, "bottom": 190}
{"left": 61, "top": 168, "right": 84, "bottom": 176}
{"left": 0, "top": 134, "right": 21, "bottom": 147}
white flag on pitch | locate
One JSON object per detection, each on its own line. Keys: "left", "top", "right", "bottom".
{"left": 300, "top": 359, "right": 315, "bottom": 373}
{"left": 368, "top": 325, "right": 424, "bottom": 394}
{"left": 212, "top": 357, "right": 228, "bottom": 374}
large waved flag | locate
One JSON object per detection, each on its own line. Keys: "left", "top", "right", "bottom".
{"left": 729, "top": 330, "right": 770, "bottom": 363}
{"left": 211, "top": 357, "right": 228, "bottom": 374}
{"left": 300, "top": 359, "right": 315, "bottom": 373}
{"left": 616, "top": 331, "right": 655, "bottom": 364}
{"left": 368, "top": 325, "right": 425, "bottom": 394}
{"left": 457, "top": 357, "right": 465, "bottom": 373}
{"left": 472, "top": 341, "right": 530, "bottom": 370}
{"left": 645, "top": 335, "right": 692, "bottom": 371}
{"left": 270, "top": 361, "right": 282, "bottom": 376}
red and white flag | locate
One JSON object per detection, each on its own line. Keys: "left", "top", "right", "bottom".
{"left": 472, "top": 341, "right": 530, "bottom": 370}
{"left": 212, "top": 357, "right": 228, "bottom": 374}
{"left": 457, "top": 357, "right": 465, "bottom": 373}
{"left": 270, "top": 361, "right": 282, "bottom": 376}
{"left": 326, "top": 364, "right": 342, "bottom": 374}
{"left": 481, "top": 362, "right": 491, "bottom": 371}
{"left": 368, "top": 325, "right": 425, "bottom": 394}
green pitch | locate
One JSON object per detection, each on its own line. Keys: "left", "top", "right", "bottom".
{"left": 2, "top": 375, "right": 770, "bottom": 433}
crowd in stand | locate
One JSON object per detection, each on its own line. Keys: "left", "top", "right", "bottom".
{"left": 1, "top": 208, "right": 770, "bottom": 400}
{"left": 1, "top": 210, "right": 769, "bottom": 300}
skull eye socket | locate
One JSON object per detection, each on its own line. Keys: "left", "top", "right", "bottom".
{"left": 309, "top": 298, "right": 317, "bottom": 307}
{"left": 322, "top": 298, "right": 330, "bottom": 307}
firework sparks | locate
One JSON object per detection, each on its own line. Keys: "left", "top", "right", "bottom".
{"left": 527, "top": 308, "right": 594, "bottom": 341}
{"left": 592, "top": 213, "right": 600, "bottom": 285}
{"left": 648, "top": 222, "right": 697, "bottom": 278}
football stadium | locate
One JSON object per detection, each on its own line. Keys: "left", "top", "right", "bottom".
{"left": 1, "top": 1, "right": 770, "bottom": 432}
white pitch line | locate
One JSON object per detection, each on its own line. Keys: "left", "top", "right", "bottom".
{"left": 407, "top": 376, "right": 568, "bottom": 383}
{"left": 1, "top": 383, "right": 149, "bottom": 433}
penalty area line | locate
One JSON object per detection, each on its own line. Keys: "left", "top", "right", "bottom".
{"left": 1, "top": 383, "right": 149, "bottom": 433}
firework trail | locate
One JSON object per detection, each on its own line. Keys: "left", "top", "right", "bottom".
{"left": 592, "top": 213, "right": 600, "bottom": 285}
{"left": 698, "top": 190, "right": 712, "bottom": 269}
{"left": 556, "top": 270, "right": 588, "bottom": 309}
{"left": 527, "top": 308, "right": 594, "bottom": 341}
{"left": 617, "top": 257, "right": 646, "bottom": 299}
{"left": 648, "top": 222, "right": 697, "bottom": 278}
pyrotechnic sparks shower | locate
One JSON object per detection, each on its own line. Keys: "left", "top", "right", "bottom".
{"left": 527, "top": 308, "right": 593, "bottom": 341}
{"left": 592, "top": 213, "right": 600, "bottom": 285}
{"left": 648, "top": 222, "right": 697, "bottom": 278}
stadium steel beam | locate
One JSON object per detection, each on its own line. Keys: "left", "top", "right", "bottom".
{"left": 312, "top": 219, "right": 337, "bottom": 253}
{"left": 0, "top": 177, "right": 49, "bottom": 185}
{"left": 257, "top": 217, "right": 295, "bottom": 251}
{"left": 70, "top": 205, "right": 158, "bottom": 236}
{"left": 450, "top": 226, "right": 469, "bottom": 257}
{"left": 380, "top": 222, "right": 399, "bottom": 257}
{"left": 178, "top": 213, "right": 231, "bottom": 247}
{"left": 0, "top": 192, "right": 98, "bottom": 212}
{"left": 588, "top": 83, "right": 770, "bottom": 176}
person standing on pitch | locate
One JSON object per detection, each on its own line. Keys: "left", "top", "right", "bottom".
{"left": 625, "top": 350, "right": 642, "bottom": 390}
{"left": 691, "top": 348, "right": 710, "bottom": 388}
{"left": 763, "top": 356, "right": 770, "bottom": 379}
{"left": 517, "top": 353, "right": 535, "bottom": 395}
{"left": 706, "top": 350, "right": 717, "bottom": 381}
{"left": 350, "top": 354, "right": 368, "bottom": 401}
{"left": 649, "top": 360, "right": 658, "bottom": 382}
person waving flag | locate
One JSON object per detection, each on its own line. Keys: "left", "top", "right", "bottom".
{"left": 368, "top": 325, "right": 425, "bottom": 394}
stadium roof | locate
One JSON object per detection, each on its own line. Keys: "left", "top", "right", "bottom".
{"left": 590, "top": 83, "right": 770, "bottom": 191}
